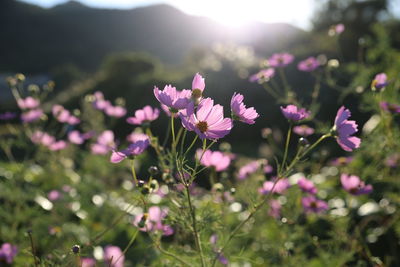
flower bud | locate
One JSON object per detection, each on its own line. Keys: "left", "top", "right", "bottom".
{"left": 148, "top": 166, "right": 159, "bottom": 176}
{"left": 71, "top": 245, "right": 80, "bottom": 254}
{"left": 212, "top": 183, "right": 224, "bottom": 192}
{"left": 137, "top": 180, "right": 146, "bottom": 188}
{"left": 298, "top": 137, "right": 309, "bottom": 147}
{"left": 149, "top": 180, "right": 159, "bottom": 191}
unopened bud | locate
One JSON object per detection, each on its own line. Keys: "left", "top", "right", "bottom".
{"left": 212, "top": 183, "right": 224, "bottom": 192}
{"left": 71, "top": 245, "right": 80, "bottom": 254}
{"left": 149, "top": 180, "right": 159, "bottom": 191}
{"left": 148, "top": 166, "right": 159, "bottom": 176}
{"left": 298, "top": 137, "right": 309, "bottom": 147}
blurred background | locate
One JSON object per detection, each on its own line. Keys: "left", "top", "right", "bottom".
{"left": 1, "top": 0, "right": 400, "bottom": 153}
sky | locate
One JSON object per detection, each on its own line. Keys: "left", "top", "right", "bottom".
{"left": 19, "top": 0, "right": 317, "bottom": 29}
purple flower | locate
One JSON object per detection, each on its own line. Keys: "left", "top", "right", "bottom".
{"left": 333, "top": 106, "right": 361, "bottom": 152}
{"left": 297, "top": 57, "right": 320, "bottom": 72}
{"left": 21, "top": 108, "right": 43, "bottom": 122}
{"left": 81, "top": 258, "right": 96, "bottom": 267}
{"left": 191, "top": 73, "right": 206, "bottom": 100}
{"left": 380, "top": 102, "right": 400, "bottom": 114}
{"left": 91, "top": 130, "right": 115, "bottom": 155}
{"left": 259, "top": 178, "right": 290, "bottom": 195}
{"left": 104, "top": 246, "right": 124, "bottom": 267}
{"left": 268, "top": 53, "right": 294, "bottom": 68}
{"left": 134, "top": 206, "right": 174, "bottom": 236}
{"left": 293, "top": 125, "right": 315, "bottom": 136}
{"left": 302, "top": 196, "right": 328, "bottom": 213}
{"left": 196, "top": 149, "right": 231, "bottom": 172}
{"left": 110, "top": 134, "right": 149, "bottom": 163}
{"left": 237, "top": 161, "right": 260, "bottom": 180}
{"left": 154, "top": 85, "right": 192, "bottom": 112}
{"left": 249, "top": 68, "right": 275, "bottom": 83}
{"left": 297, "top": 177, "right": 317, "bottom": 194}
{"left": 180, "top": 98, "right": 233, "bottom": 140}
{"left": 329, "top": 156, "right": 353, "bottom": 166}
{"left": 230, "top": 93, "right": 259, "bottom": 124}
{"left": 280, "top": 105, "right": 310, "bottom": 121}
{"left": 68, "top": 130, "right": 92, "bottom": 145}
{"left": 17, "top": 96, "right": 40, "bottom": 110}
{"left": 126, "top": 105, "right": 160, "bottom": 125}
{"left": 0, "top": 112, "right": 17, "bottom": 120}
{"left": 0, "top": 243, "right": 18, "bottom": 264}
{"left": 48, "top": 190, "right": 61, "bottom": 201}
{"left": 340, "top": 174, "right": 373, "bottom": 195}
{"left": 371, "top": 73, "right": 388, "bottom": 91}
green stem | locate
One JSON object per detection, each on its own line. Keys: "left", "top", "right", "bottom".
{"left": 162, "top": 118, "right": 172, "bottom": 148}
{"left": 28, "top": 231, "right": 39, "bottom": 267}
{"left": 130, "top": 159, "right": 139, "bottom": 186}
{"left": 280, "top": 123, "right": 292, "bottom": 174}
{"left": 278, "top": 68, "right": 291, "bottom": 98}
{"left": 263, "top": 83, "right": 281, "bottom": 100}
{"left": 180, "top": 129, "right": 188, "bottom": 156}
{"left": 114, "top": 229, "right": 138, "bottom": 265}
{"left": 184, "top": 135, "right": 199, "bottom": 157}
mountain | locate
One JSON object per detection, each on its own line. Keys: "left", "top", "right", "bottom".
{"left": 0, "top": 0, "right": 305, "bottom": 74}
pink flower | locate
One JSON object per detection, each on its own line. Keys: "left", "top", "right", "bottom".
{"left": 385, "top": 153, "right": 399, "bottom": 168}
{"left": 48, "top": 140, "right": 68, "bottom": 151}
{"left": 110, "top": 134, "right": 149, "bottom": 163}
{"left": 48, "top": 190, "right": 61, "bottom": 201}
{"left": 340, "top": 174, "right": 373, "bottom": 195}
{"left": 333, "top": 106, "right": 361, "bottom": 152}
{"left": 380, "top": 102, "right": 400, "bottom": 114}
{"left": 31, "top": 131, "right": 55, "bottom": 146}
{"left": 103, "top": 246, "right": 124, "bottom": 267}
{"left": 196, "top": 149, "right": 231, "bottom": 172}
{"left": 180, "top": 98, "right": 233, "bottom": 140}
{"left": 302, "top": 196, "right": 328, "bottom": 213}
{"left": 81, "top": 258, "right": 96, "bottom": 267}
{"left": 0, "top": 243, "right": 18, "bottom": 264}
{"left": 17, "top": 96, "right": 40, "bottom": 109}
{"left": 259, "top": 178, "right": 290, "bottom": 195}
{"left": 134, "top": 206, "right": 174, "bottom": 236}
{"left": 191, "top": 73, "right": 206, "bottom": 99}
{"left": 92, "top": 91, "right": 111, "bottom": 110}
{"left": 329, "top": 156, "right": 353, "bottom": 166}
{"left": 52, "top": 105, "right": 80, "bottom": 125}
{"left": 297, "top": 57, "right": 320, "bottom": 72}
{"left": 154, "top": 85, "right": 192, "bottom": 112}
{"left": 126, "top": 132, "right": 149, "bottom": 143}
{"left": 237, "top": 161, "right": 261, "bottom": 180}
{"left": 268, "top": 53, "right": 294, "bottom": 68}
{"left": 126, "top": 105, "right": 159, "bottom": 125}
{"left": 280, "top": 105, "right": 310, "bottom": 121}
{"left": 293, "top": 125, "right": 315, "bottom": 136}
{"left": 268, "top": 199, "right": 282, "bottom": 218}
{"left": 371, "top": 73, "right": 388, "bottom": 91}
{"left": 297, "top": 177, "right": 317, "bottom": 194}
{"left": 68, "top": 130, "right": 92, "bottom": 145}
{"left": 105, "top": 105, "right": 126, "bottom": 118}
{"left": 230, "top": 93, "right": 259, "bottom": 124}
{"left": 329, "top": 24, "right": 345, "bottom": 36}
{"left": 91, "top": 130, "right": 115, "bottom": 155}
{"left": 21, "top": 108, "right": 43, "bottom": 122}
{"left": 249, "top": 68, "right": 275, "bottom": 83}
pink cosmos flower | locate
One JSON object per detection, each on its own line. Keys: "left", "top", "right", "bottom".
{"left": 92, "top": 91, "right": 112, "bottom": 110}
{"left": 0, "top": 243, "right": 18, "bottom": 264}
{"left": 268, "top": 53, "right": 294, "bottom": 68}
{"left": 293, "top": 125, "right": 315, "bottom": 136}
{"left": 21, "top": 108, "right": 43, "bottom": 122}
{"left": 280, "top": 105, "right": 310, "bottom": 121}
{"left": 340, "top": 174, "right": 373, "bottom": 195}
{"left": 237, "top": 161, "right": 261, "bottom": 180}
{"left": 249, "top": 68, "right": 275, "bottom": 83}
{"left": 380, "top": 102, "right": 400, "bottom": 114}
{"left": 126, "top": 105, "right": 160, "bottom": 125}
{"left": 134, "top": 206, "right": 174, "bottom": 236}
{"left": 81, "top": 258, "right": 96, "bottom": 267}
{"left": 104, "top": 246, "right": 124, "bottom": 267}
{"left": 52, "top": 105, "right": 80, "bottom": 125}
{"left": 126, "top": 132, "right": 149, "bottom": 143}
{"left": 91, "top": 130, "right": 115, "bottom": 155}
{"left": 110, "top": 134, "right": 149, "bottom": 163}
{"left": 230, "top": 93, "right": 259, "bottom": 124}
{"left": 259, "top": 178, "right": 290, "bottom": 195}
{"left": 191, "top": 73, "right": 206, "bottom": 99}
{"left": 329, "top": 24, "right": 345, "bottom": 36}
{"left": 17, "top": 96, "right": 40, "bottom": 109}
{"left": 180, "top": 98, "right": 233, "bottom": 140}
{"left": 0, "top": 112, "right": 17, "bottom": 120}
{"left": 31, "top": 131, "right": 55, "bottom": 146}
{"left": 196, "top": 149, "right": 231, "bottom": 172}
{"left": 48, "top": 140, "right": 68, "bottom": 151}
{"left": 105, "top": 105, "right": 127, "bottom": 118}
{"left": 371, "top": 73, "right": 388, "bottom": 91}
{"left": 68, "top": 130, "right": 93, "bottom": 145}
{"left": 268, "top": 199, "right": 282, "bottom": 218}
{"left": 333, "top": 106, "right": 361, "bottom": 152}
{"left": 302, "top": 196, "right": 328, "bottom": 213}
{"left": 154, "top": 85, "right": 192, "bottom": 112}
{"left": 48, "top": 190, "right": 61, "bottom": 201}
{"left": 297, "top": 57, "right": 320, "bottom": 72}
{"left": 297, "top": 177, "right": 317, "bottom": 194}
